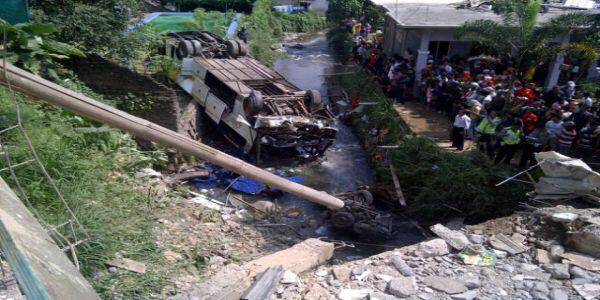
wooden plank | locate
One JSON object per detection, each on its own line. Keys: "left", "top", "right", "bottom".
{"left": 241, "top": 265, "right": 284, "bottom": 300}
{"left": 0, "top": 176, "right": 99, "bottom": 299}
{"left": 106, "top": 258, "right": 146, "bottom": 274}
{"left": 389, "top": 163, "right": 406, "bottom": 207}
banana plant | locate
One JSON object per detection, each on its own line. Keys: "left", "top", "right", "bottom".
{"left": 0, "top": 19, "right": 84, "bottom": 79}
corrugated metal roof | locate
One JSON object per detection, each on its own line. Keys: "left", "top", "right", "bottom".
{"left": 374, "top": 1, "right": 599, "bottom": 28}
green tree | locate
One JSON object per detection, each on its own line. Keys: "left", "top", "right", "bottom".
{"left": 326, "top": 0, "right": 364, "bottom": 23}
{"left": 456, "top": 0, "right": 598, "bottom": 78}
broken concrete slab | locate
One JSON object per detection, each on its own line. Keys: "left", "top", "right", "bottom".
{"left": 561, "top": 252, "right": 600, "bottom": 271}
{"left": 489, "top": 234, "right": 529, "bottom": 255}
{"left": 244, "top": 238, "right": 334, "bottom": 276}
{"left": 422, "top": 276, "right": 468, "bottom": 294}
{"left": 536, "top": 248, "right": 551, "bottom": 265}
{"left": 176, "top": 239, "right": 334, "bottom": 300}
{"left": 430, "top": 224, "right": 471, "bottom": 250}
{"left": 415, "top": 239, "right": 450, "bottom": 258}
{"left": 574, "top": 283, "right": 600, "bottom": 300}
{"left": 566, "top": 224, "right": 600, "bottom": 258}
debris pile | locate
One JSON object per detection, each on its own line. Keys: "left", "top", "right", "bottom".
{"left": 267, "top": 206, "right": 600, "bottom": 300}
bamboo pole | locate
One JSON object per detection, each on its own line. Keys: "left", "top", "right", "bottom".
{"left": 0, "top": 61, "right": 345, "bottom": 210}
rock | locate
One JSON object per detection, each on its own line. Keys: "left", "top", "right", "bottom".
{"left": 463, "top": 276, "right": 480, "bottom": 289}
{"left": 388, "top": 277, "right": 418, "bottom": 297}
{"left": 390, "top": 255, "right": 414, "bottom": 276}
{"left": 315, "top": 270, "right": 328, "bottom": 277}
{"left": 352, "top": 267, "right": 365, "bottom": 276}
{"left": 369, "top": 291, "right": 399, "bottom": 300}
{"left": 332, "top": 266, "right": 351, "bottom": 282}
{"left": 304, "top": 284, "right": 332, "bottom": 300}
{"left": 417, "top": 293, "right": 433, "bottom": 300}
{"left": 415, "top": 239, "right": 450, "bottom": 258}
{"left": 497, "top": 264, "right": 515, "bottom": 273}
{"left": 281, "top": 270, "right": 299, "bottom": 284}
{"left": 536, "top": 248, "right": 551, "bottom": 265}
{"left": 430, "top": 224, "right": 471, "bottom": 250}
{"left": 552, "top": 212, "right": 578, "bottom": 223}
{"left": 544, "top": 263, "right": 571, "bottom": 280}
{"left": 567, "top": 224, "right": 600, "bottom": 259}
{"left": 519, "top": 263, "right": 539, "bottom": 272}
{"left": 450, "top": 290, "right": 478, "bottom": 300}
{"left": 533, "top": 282, "right": 550, "bottom": 295}
{"left": 574, "top": 283, "right": 600, "bottom": 300}
{"left": 549, "top": 288, "right": 569, "bottom": 300}
{"left": 511, "top": 233, "right": 527, "bottom": 244}
{"left": 466, "top": 234, "right": 485, "bottom": 244}
{"left": 338, "top": 289, "right": 372, "bottom": 300}
{"left": 549, "top": 245, "right": 565, "bottom": 260}
{"left": 492, "top": 249, "right": 508, "bottom": 259}
{"left": 422, "top": 276, "right": 468, "bottom": 294}
{"left": 573, "top": 278, "right": 592, "bottom": 285}
{"left": 356, "top": 270, "right": 371, "bottom": 282}
{"left": 376, "top": 274, "right": 393, "bottom": 282}
{"left": 252, "top": 200, "right": 277, "bottom": 212}
{"left": 570, "top": 266, "right": 600, "bottom": 282}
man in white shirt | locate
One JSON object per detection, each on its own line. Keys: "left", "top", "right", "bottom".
{"left": 452, "top": 107, "right": 471, "bottom": 151}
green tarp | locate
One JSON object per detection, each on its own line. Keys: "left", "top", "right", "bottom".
{"left": 1, "top": 0, "right": 30, "bottom": 24}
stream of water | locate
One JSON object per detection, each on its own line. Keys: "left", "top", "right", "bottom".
{"left": 270, "top": 34, "right": 424, "bottom": 260}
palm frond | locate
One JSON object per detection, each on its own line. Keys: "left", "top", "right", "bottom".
{"left": 456, "top": 19, "right": 515, "bottom": 54}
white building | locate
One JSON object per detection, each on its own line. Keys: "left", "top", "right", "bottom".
{"left": 371, "top": 0, "right": 599, "bottom": 89}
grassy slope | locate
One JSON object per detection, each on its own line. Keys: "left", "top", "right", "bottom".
{"left": 0, "top": 86, "right": 168, "bottom": 298}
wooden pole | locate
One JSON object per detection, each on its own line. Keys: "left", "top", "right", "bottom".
{"left": 0, "top": 61, "right": 345, "bottom": 210}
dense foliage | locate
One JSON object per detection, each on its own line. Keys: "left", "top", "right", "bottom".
{"left": 279, "top": 11, "right": 327, "bottom": 33}
{"left": 0, "top": 20, "right": 84, "bottom": 78}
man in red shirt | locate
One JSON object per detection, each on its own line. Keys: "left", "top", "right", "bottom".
{"left": 515, "top": 83, "right": 537, "bottom": 100}
{"left": 521, "top": 107, "right": 539, "bottom": 134}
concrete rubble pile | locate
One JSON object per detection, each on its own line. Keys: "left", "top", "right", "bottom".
{"left": 532, "top": 152, "right": 600, "bottom": 203}
{"left": 267, "top": 206, "right": 600, "bottom": 300}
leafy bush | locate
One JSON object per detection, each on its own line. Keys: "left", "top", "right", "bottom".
{"left": 0, "top": 19, "right": 84, "bottom": 78}
{"left": 30, "top": 0, "right": 145, "bottom": 59}
{"left": 278, "top": 12, "right": 327, "bottom": 33}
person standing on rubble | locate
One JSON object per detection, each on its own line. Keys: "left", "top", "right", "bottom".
{"left": 452, "top": 107, "right": 471, "bottom": 151}
{"left": 495, "top": 121, "right": 523, "bottom": 165}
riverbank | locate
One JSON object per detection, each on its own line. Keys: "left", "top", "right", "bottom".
{"left": 327, "top": 69, "right": 528, "bottom": 224}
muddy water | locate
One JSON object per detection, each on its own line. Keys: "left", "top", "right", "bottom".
{"left": 271, "top": 34, "right": 424, "bottom": 259}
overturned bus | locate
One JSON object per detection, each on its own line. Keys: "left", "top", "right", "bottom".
{"left": 165, "top": 31, "right": 337, "bottom": 157}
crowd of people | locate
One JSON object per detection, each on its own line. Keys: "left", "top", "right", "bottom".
{"left": 352, "top": 31, "right": 600, "bottom": 166}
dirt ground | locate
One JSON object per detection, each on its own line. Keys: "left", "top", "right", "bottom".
{"left": 395, "top": 101, "right": 476, "bottom": 153}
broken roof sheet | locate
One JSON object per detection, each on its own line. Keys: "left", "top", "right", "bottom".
{"left": 373, "top": 1, "right": 599, "bottom": 28}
